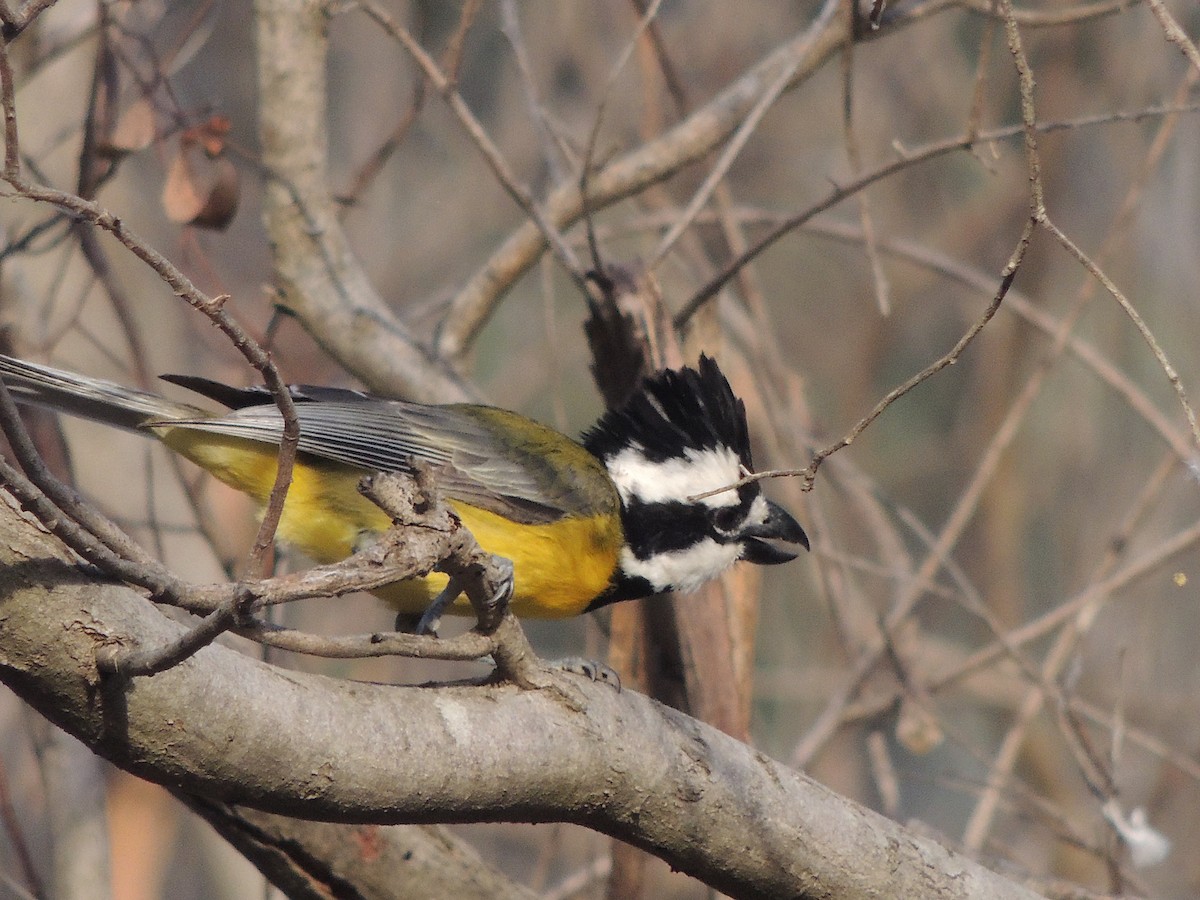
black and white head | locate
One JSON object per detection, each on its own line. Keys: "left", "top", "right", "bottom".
{"left": 582, "top": 355, "right": 808, "bottom": 607}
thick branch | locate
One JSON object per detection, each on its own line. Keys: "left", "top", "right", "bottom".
{"left": 0, "top": 492, "right": 1039, "bottom": 899}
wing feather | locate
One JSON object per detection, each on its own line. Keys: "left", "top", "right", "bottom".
{"left": 157, "top": 400, "right": 606, "bottom": 524}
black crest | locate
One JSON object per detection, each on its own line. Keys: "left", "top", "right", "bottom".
{"left": 582, "top": 355, "right": 753, "bottom": 468}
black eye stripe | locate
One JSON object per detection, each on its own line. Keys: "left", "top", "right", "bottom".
{"left": 621, "top": 501, "right": 708, "bottom": 556}
{"left": 619, "top": 496, "right": 755, "bottom": 559}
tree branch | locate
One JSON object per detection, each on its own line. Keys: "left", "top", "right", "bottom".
{"left": 253, "top": 0, "right": 471, "bottom": 403}
{"left": 0, "top": 490, "right": 1041, "bottom": 899}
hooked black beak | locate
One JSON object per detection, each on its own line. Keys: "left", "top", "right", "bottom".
{"left": 740, "top": 500, "right": 809, "bottom": 565}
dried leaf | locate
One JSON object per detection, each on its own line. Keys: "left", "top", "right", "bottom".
{"left": 99, "top": 97, "right": 156, "bottom": 157}
{"left": 162, "top": 138, "right": 240, "bottom": 230}
{"left": 190, "top": 156, "right": 239, "bottom": 229}
{"left": 162, "top": 148, "right": 204, "bottom": 223}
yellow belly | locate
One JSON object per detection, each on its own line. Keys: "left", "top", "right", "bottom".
{"left": 374, "top": 504, "right": 622, "bottom": 618}
{"left": 160, "top": 429, "right": 622, "bottom": 618}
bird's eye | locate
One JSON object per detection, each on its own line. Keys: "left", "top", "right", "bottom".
{"left": 712, "top": 506, "right": 743, "bottom": 536}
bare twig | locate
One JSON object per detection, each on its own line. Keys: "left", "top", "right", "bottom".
{"left": 840, "top": 0, "right": 891, "bottom": 315}
{"left": 96, "top": 600, "right": 244, "bottom": 678}
{"left": 1145, "top": 0, "right": 1200, "bottom": 73}
{"left": 962, "top": 0, "right": 1142, "bottom": 26}
{"left": 337, "top": 1, "right": 482, "bottom": 212}
{"left": 649, "top": 0, "right": 840, "bottom": 266}
{"left": 499, "top": 0, "right": 573, "bottom": 186}
{"left": 804, "top": 220, "right": 1194, "bottom": 460}
{"left": 689, "top": 258, "right": 1018, "bottom": 506}
{"left": 673, "top": 102, "right": 1200, "bottom": 327}
{"left": 359, "top": 1, "right": 588, "bottom": 294}
{"left": 239, "top": 621, "right": 495, "bottom": 661}
{"left": 579, "top": 0, "right": 667, "bottom": 272}
{"left": 789, "top": 218, "right": 1033, "bottom": 769}
{"left": 0, "top": 41, "right": 301, "bottom": 578}
{"left": 1042, "top": 216, "right": 1200, "bottom": 453}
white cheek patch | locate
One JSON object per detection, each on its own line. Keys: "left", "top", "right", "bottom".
{"left": 606, "top": 445, "right": 744, "bottom": 509}
{"left": 620, "top": 540, "right": 743, "bottom": 594}
{"left": 746, "top": 493, "right": 769, "bottom": 527}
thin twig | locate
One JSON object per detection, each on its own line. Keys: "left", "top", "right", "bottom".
{"left": 802, "top": 219, "right": 1195, "bottom": 461}
{"left": 1145, "top": 0, "right": 1200, "bottom": 73}
{"left": 239, "top": 621, "right": 495, "bottom": 661}
{"left": 499, "top": 0, "right": 572, "bottom": 186}
{"left": 674, "top": 101, "right": 1200, "bottom": 327}
{"left": 840, "top": 0, "right": 891, "bottom": 315}
{"left": 649, "top": 0, "right": 840, "bottom": 266}
{"left": 359, "top": 1, "right": 588, "bottom": 294}
{"left": 960, "top": 0, "right": 1047, "bottom": 850}
{"left": 97, "top": 601, "right": 242, "bottom": 678}
{"left": 790, "top": 218, "right": 1033, "bottom": 770}
{"left": 962, "top": 0, "right": 1141, "bottom": 26}
{"left": 690, "top": 255, "right": 1020, "bottom": 504}
{"left": 337, "top": 1, "right": 482, "bottom": 212}
{"left": 579, "top": 0, "right": 666, "bottom": 271}
{"left": 1041, "top": 216, "right": 1200, "bottom": 454}
{"left": 0, "top": 40, "right": 300, "bottom": 578}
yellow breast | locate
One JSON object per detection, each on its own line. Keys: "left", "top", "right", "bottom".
{"left": 158, "top": 429, "right": 623, "bottom": 619}
{"left": 380, "top": 503, "right": 623, "bottom": 619}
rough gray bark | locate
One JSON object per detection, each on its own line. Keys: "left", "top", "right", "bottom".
{"left": 0, "top": 491, "right": 1041, "bottom": 899}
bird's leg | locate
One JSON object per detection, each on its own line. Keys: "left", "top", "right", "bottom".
{"left": 401, "top": 557, "right": 514, "bottom": 636}
{"left": 410, "top": 575, "right": 465, "bottom": 637}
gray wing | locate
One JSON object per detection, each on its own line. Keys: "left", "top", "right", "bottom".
{"left": 158, "top": 400, "right": 581, "bottom": 524}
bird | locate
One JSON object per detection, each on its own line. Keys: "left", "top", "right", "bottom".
{"left": 0, "top": 353, "right": 807, "bottom": 628}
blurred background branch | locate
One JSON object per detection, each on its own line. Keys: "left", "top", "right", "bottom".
{"left": 0, "top": 0, "right": 1199, "bottom": 896}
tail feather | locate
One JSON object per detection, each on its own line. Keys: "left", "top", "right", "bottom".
{"left": 0, "top": 355, "right": 206, "bottom": 432}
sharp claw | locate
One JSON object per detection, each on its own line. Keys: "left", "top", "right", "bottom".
{"left": 414, "top": 615, "right": 440, "bottom": 637}
{"left": 477, "top": 558, "right": 515, "bottom": 631}
{"left": 551, "top": 656, "right": 622, "bottom": 691}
